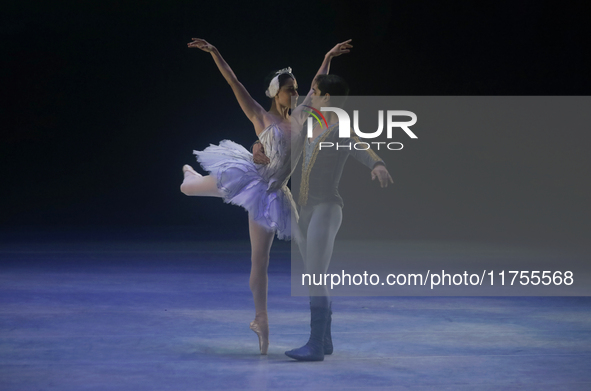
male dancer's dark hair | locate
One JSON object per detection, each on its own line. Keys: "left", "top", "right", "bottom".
{"left": 314, "top": 74, "right": 350, "bottom": 96}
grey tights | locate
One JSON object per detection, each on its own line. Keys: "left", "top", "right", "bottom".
{"left": 297, "top": 202, "right": 343, "bottom": 308}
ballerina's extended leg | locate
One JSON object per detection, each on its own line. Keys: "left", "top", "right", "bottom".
{"left": 180, "top": 165, "right": 224, "bottom": 197}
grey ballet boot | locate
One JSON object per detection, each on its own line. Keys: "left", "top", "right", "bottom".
{"left": 285, "top": 305, "right": 329, "bottom": 361}
{"left": 324, "top": 303, "right": 333, "bottom": 355}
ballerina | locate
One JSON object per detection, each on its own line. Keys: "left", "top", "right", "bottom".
{"left": 180, "top": 38, "right": 352, "bottom": 354}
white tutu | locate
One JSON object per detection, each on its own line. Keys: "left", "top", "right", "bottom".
{"left": 194, "top": 133, "right": 296, "bottom": 240}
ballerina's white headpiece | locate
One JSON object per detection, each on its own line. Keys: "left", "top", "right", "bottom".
{"left": 265, "top": 67, "right": 294, "bottom": 98}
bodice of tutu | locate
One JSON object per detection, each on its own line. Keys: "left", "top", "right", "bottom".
{"left": 257, "top": 123, "right": 303, "bottom": 192}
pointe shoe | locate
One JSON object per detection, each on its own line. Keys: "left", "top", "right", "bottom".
{"left": 250, "top": 316, "right": 269, "bottom": 355}
{"left": 182, "top": 164, "right": 201, "bottom": 176}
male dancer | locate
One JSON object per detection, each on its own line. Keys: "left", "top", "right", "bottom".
{"left": 254, "top": 75, "right": 393, "bottom": 361}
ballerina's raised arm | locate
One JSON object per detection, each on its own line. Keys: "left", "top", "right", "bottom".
{"left": 188, "top": 38, "right": 269, "bottom": 134}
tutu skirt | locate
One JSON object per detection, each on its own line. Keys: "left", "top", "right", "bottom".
{"left": 194, "top": 140, "right": 295, "bottom": 240}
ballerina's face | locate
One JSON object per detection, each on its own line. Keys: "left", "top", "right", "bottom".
{"left": 276, "top": 77, "right": 299, "bottom": 109}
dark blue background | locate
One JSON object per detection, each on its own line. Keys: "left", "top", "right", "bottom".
{"left": 2, "top": 1, "right": 590, "bottom": 245}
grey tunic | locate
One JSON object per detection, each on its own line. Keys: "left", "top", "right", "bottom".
{"left": 299, "top": 124, "right": 385, "bottom": 208}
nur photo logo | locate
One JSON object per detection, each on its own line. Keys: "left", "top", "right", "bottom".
{"left": 305, "top": 106, "right": 418, "bottom": 151}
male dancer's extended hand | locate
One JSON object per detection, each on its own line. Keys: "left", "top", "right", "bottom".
{"left": 371, "top": 163, "right": 393, "bottom": 188}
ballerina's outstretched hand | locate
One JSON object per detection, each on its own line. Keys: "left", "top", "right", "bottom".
{"left": 187, "top": 38, "right": 216, "bottom": 53}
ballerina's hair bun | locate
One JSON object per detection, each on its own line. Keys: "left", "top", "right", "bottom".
{"left": 264, "top": 67, "right": 295, "bottom": 98}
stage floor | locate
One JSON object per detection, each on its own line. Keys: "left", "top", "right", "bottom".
{"left": 1, "top": 237, "right": 590, "bottom": 390}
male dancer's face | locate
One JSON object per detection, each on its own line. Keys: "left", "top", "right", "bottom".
{"left": 310, "top": 82, "right": 329, "bottom": 109}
